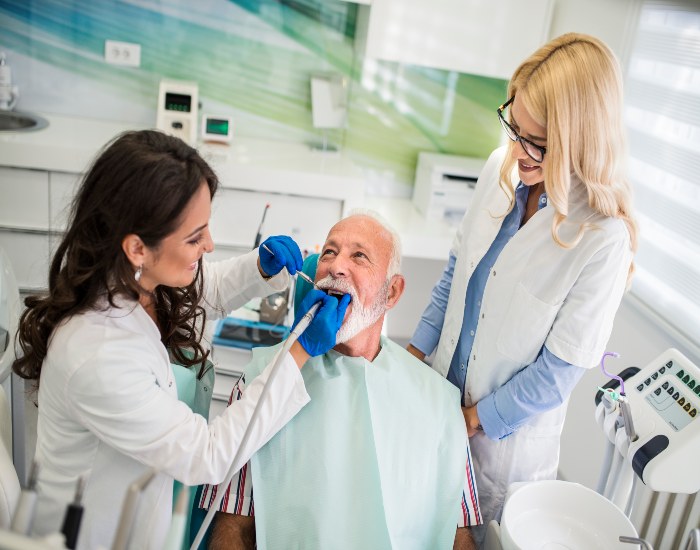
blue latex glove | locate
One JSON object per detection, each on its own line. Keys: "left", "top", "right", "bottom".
{"left": 293, "top": 289, "right": 351, "bottom": 357}
{"left": 259, "top": 235, "right": 303, "bottom": 276}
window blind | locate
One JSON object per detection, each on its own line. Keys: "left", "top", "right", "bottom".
{"left": 624, "top": 0, "right": 700, "bottom": 344}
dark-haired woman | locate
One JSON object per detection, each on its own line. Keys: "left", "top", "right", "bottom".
{"left": 13, "top": 130, "right": 348, "bottom": 549}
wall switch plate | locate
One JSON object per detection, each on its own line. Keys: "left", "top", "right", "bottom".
{"left": 104, "top": 40, "right": 141, "bottom": 67}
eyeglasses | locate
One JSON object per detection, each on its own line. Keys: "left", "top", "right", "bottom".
{"left": 497, "top": 96, "right": 547, "bottom": 163}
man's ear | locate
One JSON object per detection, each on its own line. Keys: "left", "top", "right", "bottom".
{"left": 385, "top": 274, "right": 405, "bottom": 310}
{"left": 121, "top": 234, "right": 148, "bottom": 269}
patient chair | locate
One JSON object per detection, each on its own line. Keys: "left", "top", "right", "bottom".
{"left": 293, "top": 254, "right": 319, "bottom": 315}
{"left": 0, "top": 383, "right": 19, "bottom": 529}
{"left": 0, "top": 246, "right": 21, "bottom": 528}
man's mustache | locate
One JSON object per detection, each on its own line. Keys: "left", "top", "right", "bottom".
{"left": 314, "top": 276, "right": 357, "bottom": 302}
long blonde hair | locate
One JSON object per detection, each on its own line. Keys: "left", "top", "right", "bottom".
{"left": 498, "top": 33, "right": 637, "bottom": 283}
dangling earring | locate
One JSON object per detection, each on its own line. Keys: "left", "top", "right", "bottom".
{"left": 135, "top": 265, "right": 142, "bottom": 282}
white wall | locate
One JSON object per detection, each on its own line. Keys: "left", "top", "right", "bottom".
{"left": 385, "top": 256, "right": 446, "bottom": 345}
{"left": 548, "top": 0, "right": 640, "bottom": 67}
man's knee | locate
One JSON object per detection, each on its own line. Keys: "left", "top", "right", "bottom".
{"left": 208, "top": 513, "right": 256, "bottom": 550}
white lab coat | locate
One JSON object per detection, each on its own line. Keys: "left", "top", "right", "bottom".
{"left": 432, "top": 147, "right": 633, "bottom": 527}
{"left": 32, "top": 251, "right": 310, "bottom": 550}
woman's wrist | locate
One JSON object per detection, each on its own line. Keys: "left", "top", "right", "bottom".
{"left": 257, "top": 257, "right": 272, "bottom": 279}
{"left": 463, "top": 405, "right": 483, "bottom": 436}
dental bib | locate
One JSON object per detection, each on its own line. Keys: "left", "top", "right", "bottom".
{"left": 245, "top": 336, "right": 467, "bottom": 550}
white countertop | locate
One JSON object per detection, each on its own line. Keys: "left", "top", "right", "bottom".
{"left": 0, "top": 113, "right": 139, "bottom": 173}
{"left": 0, "top": 112, "right": 365, "bottom": 205}
{"left": 0, "top": 112, "right": 457, "bottom": 260}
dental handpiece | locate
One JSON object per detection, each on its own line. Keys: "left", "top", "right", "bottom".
{"left": 618, "top": 395, "right": 638, "bottom": 442}
{"left": 11, "top": 460, "right": 39, "bottom": 535}
{"left": 61, "top": 476, "right": 86, "bottom": 549}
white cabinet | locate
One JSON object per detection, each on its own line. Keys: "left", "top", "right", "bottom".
{"left": 210, "top": 188, "right": 343, "bottom": 253}
{"left": 0, "top": 231, "right": 50, "bottom": 292}
{"left": 0, "top": 168, "right": 49, "bottom": 230}
{"left": 357, "top": 0, "right": 554, "bottom": 79}
{"left": 49, "top": 171, "right": 82, "bottom": 232}
{"left": 208, "top": 343, "right": 253, "bottom": 421}
{"left": 0, "top": 168, "right": 85, "bottom": 292}
{"left": 0, "top": 168, "right": 51, "bottom": 291}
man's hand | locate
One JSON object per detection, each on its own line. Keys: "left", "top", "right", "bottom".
{"left": 406, "top": 344, "right": 427, "bottom": 362}
{"left": 453, "top": 526, "right": 477, "bottom": 550}
{"left": 209, "top": 512, "right": 255, "bottom": 550}
{"left": 462, "top": 405, "right": 483, "bottom": 437}
{"left": 258, "top": 235, "right": 303, "bottom": 277}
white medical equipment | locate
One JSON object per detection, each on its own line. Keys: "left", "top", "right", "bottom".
{"left": 156, "top": 79, "right": 199, "bottom": 145}
{"left": 485, "top": 348, "right": 700, "bottom": 550}
{"left": 201, "top": 114, "right": 233, "bottom": 144}
{"left": 491, "top": 480, "right": 637, "bottom": 549}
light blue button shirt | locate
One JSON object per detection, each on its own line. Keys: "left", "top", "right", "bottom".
{"left": 410, "top": 183, "right": 586, "bottom": 439}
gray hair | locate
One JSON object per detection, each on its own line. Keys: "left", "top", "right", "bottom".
{"left": 344, "top": 208, "right": 402, "bottom": 278}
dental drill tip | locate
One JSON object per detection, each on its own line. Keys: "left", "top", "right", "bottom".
{"left": 296, "top": 271, "right": 316, "bottom": 286}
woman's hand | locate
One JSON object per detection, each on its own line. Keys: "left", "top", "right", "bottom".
{"left": 462, "top": 405, "right": 483, "bottom": 437}
{"left": 258, "top": 235, "right": 303, "bottom": 277}
{"left": 406, "top": 344, "right": 426, "bottom": 362}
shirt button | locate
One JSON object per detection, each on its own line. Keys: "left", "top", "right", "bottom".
{"left": 461, "top": 364, "right": 465, "bottom": 371}
{"left": 492, "top": 270, "right": 497, "bottom": 276}
{"left": 470, "top": 262, "right": 475, "bottom": 269}
{"left": 451, "top": 338, "right": 455, "bottom": 345}
{"left": 481, "top": 313, "right": 485, "bottom": 319}
{"left": 470, "top": 330, "right": 475, "bottom": 336}
{"left": 169, "top": 381, "right": 173, "bottom": 387}
{"left": 473, "top": 354, "right": 476, "bottom": 361}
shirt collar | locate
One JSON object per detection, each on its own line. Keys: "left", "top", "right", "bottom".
{"left": 516, "top": 181, "right": 548, "bottom": 210}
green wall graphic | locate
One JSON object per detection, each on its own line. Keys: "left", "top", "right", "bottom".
{"left": 0, "top": 0, "right": 507, "bottom": 190}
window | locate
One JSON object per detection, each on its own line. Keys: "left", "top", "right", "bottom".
{"left": 624, "top": 0, "right": 700, "bottom": 345}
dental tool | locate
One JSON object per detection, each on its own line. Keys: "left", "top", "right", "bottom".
{"left": 253, "top": 204, "right": 270, "bottom": 249}
{"left": 163, "top": 486, "right": 190, "bottom": 550}
{"left": 60, "top": 476, "right": 85, "bottom": 550}
{"left": 295, "top": 270, "right": 319, "bottom": 289}
{"left": 111, "top": 468, "right": 157, "bottom": 550}
{"left": 11, "top": 461, "right": 39, "bottom": 535}
{"left": 261, "top": 243, "right": 320, "bottom": 289}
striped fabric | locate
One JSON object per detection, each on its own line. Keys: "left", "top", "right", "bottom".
{"left": 198, "top": 375, "right": 481, "bottom": 527}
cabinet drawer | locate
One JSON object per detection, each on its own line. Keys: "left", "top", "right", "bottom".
{"left": 0, "top": 231, "right": 50, "bottom": 291}
{"left": 49, "top": 172, "right": 82, "bottom": 232}
{"left": 210, "top": 188, "right": 341, "bottom": 253}
{"left": 213, "top": 370, "right": 243, "bottom": 403}
{"left": 0, "top": 168, "right": 49, "bottom": 230}
{"left": 212, "top": 344, "right": 251, "bottom": 376}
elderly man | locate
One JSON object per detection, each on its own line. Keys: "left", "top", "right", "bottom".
{"left": 199, "top": 212, "right": 480, "bottom": 549}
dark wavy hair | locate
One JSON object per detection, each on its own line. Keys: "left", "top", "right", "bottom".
{"left": 13, "top": 130, "right": 219, "bottom": 389}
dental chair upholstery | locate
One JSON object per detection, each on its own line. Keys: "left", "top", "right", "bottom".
{"left": 293, "top": 254, "right": 319, "bottom": 316}
{"left": 0, "top": 384, "right": 19, "bottom": 528}
{"left": 0, "top": 246, "right": 21, "bottom": 528}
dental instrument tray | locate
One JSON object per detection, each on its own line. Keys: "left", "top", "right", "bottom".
{"left": 213, "top": 317, "right": 290, "bottom": 350}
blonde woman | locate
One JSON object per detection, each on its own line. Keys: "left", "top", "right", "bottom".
{"left": 408, "top": 33, "right": 637, "bottom": 542}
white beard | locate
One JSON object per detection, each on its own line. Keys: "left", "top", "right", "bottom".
{"left": 315, "top": 275, "right": 389, "bottom": 344}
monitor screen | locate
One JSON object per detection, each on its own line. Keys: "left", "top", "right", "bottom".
{"left": 164, "top": 92, "right": 191, "bottom": 113}
{"left": 206, "top": 118, "right": 230, "bottom": 136}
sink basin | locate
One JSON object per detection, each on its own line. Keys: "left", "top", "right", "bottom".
{"left": 0, "top": 110, "right": 49, "bottom": 132}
